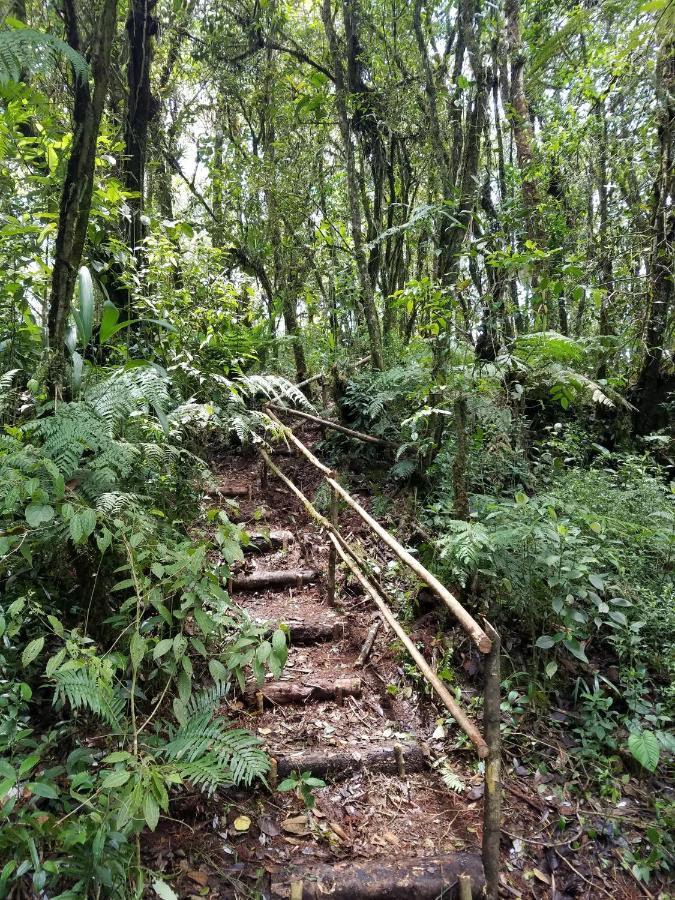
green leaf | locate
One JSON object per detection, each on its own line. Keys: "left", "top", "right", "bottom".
{"left": 628, "top": 730, "right": 660, "bottom": 772}
{"left": 101, "top": 769, "right": 131, "bottom": 789}
{"left": 277, "top": 777, "right": 297, "bottom": 791}
{"left": 535, "top": 635, "right": 555, "bottom": 649}
{"left": 144, "top": 792, "right": 160, "bottom": 831}
{"left": 177, "top": 669, "right": 192, "bottom": 703}
{"left": 209, "top": 659, "right": 227, "bottom": 682}
{"left": 153, "top": 638, "right": 173, "bottom": 660}
{"left": 25, "top": 503, "right": 55, "bottom": 527}
{"left": 73, "top": 266, "right": 95, "bottom": 347}
{"left": 22, "top": 637, "right": 44, "bottom": 667}
{"left": 102, "top": 751, "right": 132, "bottom": 764}
{"left": 562, "top": 638, "right": 588, "bottom": 663}
{"left": 589, "top": 574, "right": 604, "bottom": 592}
{"left": 271, "top": 629, "right": 286, "bottom": 654}
{"left": 173, "top": 633, "right": 188, "bottom": 660}
{"left": 26, "top": 781, "right": 59, "bottom": 799}
{"left": 545, "top": 661, "right": 558, "bottom": 679}
{"left": 130, "top": 632, "right": 146, "bottom": 669}
{"left": 99, "top": 301, "right": 120, "bottom": 343}
{"left": 18, "top": 754, "right": 40, "bottom": 778}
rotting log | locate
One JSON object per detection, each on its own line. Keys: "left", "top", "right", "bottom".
{"left": 274, "top": 742, "right": 427, "bottom": 781}
{"left": 250, "top": 676, "right": 361, "bottom": 706}
{"left": 356, "top": 618, "right": 382, "bottom": 666}
{"left": 243, "top": 529, "right": 295, "bottom": 553}
{"left": 210, "top": 482, "right": 251, "bottom": 498}
{"left": 329, "top": 533, "right": 489, "bottom": 758}
{"left": 259, "top": 620, "right": 343, "bottom": 645}
{"left": 268, "top": 403, "right": 395, "bottom": 447}
{"left": 272, "top": 852, "right": 485, "bottom": 899}
{"left": 231, "top": 569, "right": 318, "bottom": 591}
{"left": 257, "top": 449, "right": 489, "bottom": 757}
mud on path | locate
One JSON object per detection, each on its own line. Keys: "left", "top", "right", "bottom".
{"left": 142, "top": 426, "right": 647, "bottom": 900}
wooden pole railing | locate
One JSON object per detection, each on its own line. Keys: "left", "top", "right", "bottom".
{"left": 258, "top": 417, "right": 502, "bottom": 898}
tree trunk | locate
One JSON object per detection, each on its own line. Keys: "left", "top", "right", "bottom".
{"left": 47, "top": 0, "right": 118, "bottom": 395}
{"left": 633, "top": 35, "right": 674, "bottom": 433}
{"left": 321, "top": 0, "right": 384, "bottom": 369}
{"left": 124, "top": 0, "right": 157, "bottom": 254}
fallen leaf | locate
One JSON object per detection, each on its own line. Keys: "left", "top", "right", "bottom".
{"left": 330, "top": 821, "right": 348, "bottom": 841}
{"left": 281, "top": 814, "right": 310, "bottom": 836}
{"left": 383, "top": 831, "right": 400, "bottom": 845}
{"left": 187, "top": 870, "right": 209, "bottom": 887}
{"left": 260, "top": 816, "right": 280, "bottom": 837}
{"left": 233, "top": 815, "right": 251, "bottom": 832}
{"left": 532, "top": 868, "right": 550, "bottom": 885}
{"left": 431, "top": 724, "right": 446, "bottom": 740}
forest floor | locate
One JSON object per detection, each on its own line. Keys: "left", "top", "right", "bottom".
{"left": 141, "top": 423, "right": 656, "bottom": 899}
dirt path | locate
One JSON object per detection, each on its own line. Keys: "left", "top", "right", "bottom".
{"left": 143, "top": 426, "right": 648, "bottom": 899}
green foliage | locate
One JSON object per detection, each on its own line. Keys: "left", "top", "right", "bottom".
{"left": 0, "top": 365, "right": 285, "bottom": 896}
{"left": 0, "top": 25, "right": 89, "bottom": 85}
{"left": 277, "top": 770, "right": 326, "bottom": 809}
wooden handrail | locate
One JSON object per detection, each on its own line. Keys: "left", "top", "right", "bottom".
{"left": 328, "top": 532, "right": 489, "bottom": 757}
{"left": 296, "top": 354, "right": 371, "bottom": 389}
{"left": 325, "top": 476, "right": 491, "bottom": 654}
{"left": 268, "top": 403, "right": 395, "bottom": 447}
{"left": 258, "top": 448, "right": 488, "bottom": 756}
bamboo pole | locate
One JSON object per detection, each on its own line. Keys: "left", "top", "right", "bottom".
{"left": 325, "top": 477, "right": 491, "bottom": 654}
{"left": 265, "top": 408, "right": 334, "bottom": 476}
{"left": 481, "top": 621, "right": 502, "bottom": 899}
{"left": 328, "top": 532, "right": 489, "bottom": 758}
{"left": 258, "top": 449, "right": 488, "bottom": 757}
{"left": 295, "top": 354, "right": 371, "bottom": 389}
{"left": 268, "top": 403, "right": 395, "bottom": 447}
{"left": 328, "top": 483, "right": 338, "bottom": 605}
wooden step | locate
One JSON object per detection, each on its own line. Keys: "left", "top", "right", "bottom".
{"left": 248, "top": 676, "right": 360, "bottom": 707}
{"left": 231, "top": 568, "right": 319, "bottom": 591}
{"left": 274, "top": 742, "right": 427, "bottom": 782}
{"left": 271, "top": 852, "right": 485, "bottom": 899}
{"left": 258, "top": 619, "right": 344, "bottom": 645}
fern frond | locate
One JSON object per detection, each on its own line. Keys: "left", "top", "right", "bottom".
{"left": 0, "top": 26, "right": 89, "bottom": 85}
{"left": 52, "top": 667, "right": 126, "bottom": 729}
{"left": 164, "top": 689, "right": 268, "bottom": 789}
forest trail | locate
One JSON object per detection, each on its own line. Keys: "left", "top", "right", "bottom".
{"left": 199, "top": 423, "right": 487, "bottom": 898}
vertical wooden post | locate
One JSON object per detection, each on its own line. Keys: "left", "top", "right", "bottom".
{"left": 320, "top": 374, "right": 330, "bottom": 411}
{"left": 482, "top": 621, "right": 501, "bottom": 900}
{"left": 327, "top": 484, "right": 338, "bottom": 604}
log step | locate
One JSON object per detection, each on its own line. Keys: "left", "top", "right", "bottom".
{"left": 249, "top": 676, "right": 361, "bottom": 707}
{"left": 243, "top": 529, "right": 295, "bottom": 553}
{"left": 260, "top": 619, "right": 344, "bottom": 645}
{"left": 271, "top": 852, "right": 485, "bottom": 899}
{"left": 211, "top": 481, "right": 252, "bottom": 498}
{"left": 231, "top": 568, "right": 319, "bottom": 591}
{"left": 274, "top": 742, "right": 426, "bottom": 781}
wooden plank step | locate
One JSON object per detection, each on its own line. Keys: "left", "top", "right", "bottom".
{"left": 248, "top": 676, "right": 360, "bottom": 707}
{"left": 231, "top": 569, "right": 319, "bottom": 591}
{"left": 260, "top": 619, "right": 344, "bottom": 645}
{"left": 274, "top": 742, "right": 426, "bottom": 781}
{"left": 271, "top": 852, "right": 485, "bottom": 899}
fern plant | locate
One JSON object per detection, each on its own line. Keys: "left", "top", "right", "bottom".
{"left": 0, "top": 25, "right": 89, "bottom": 85}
